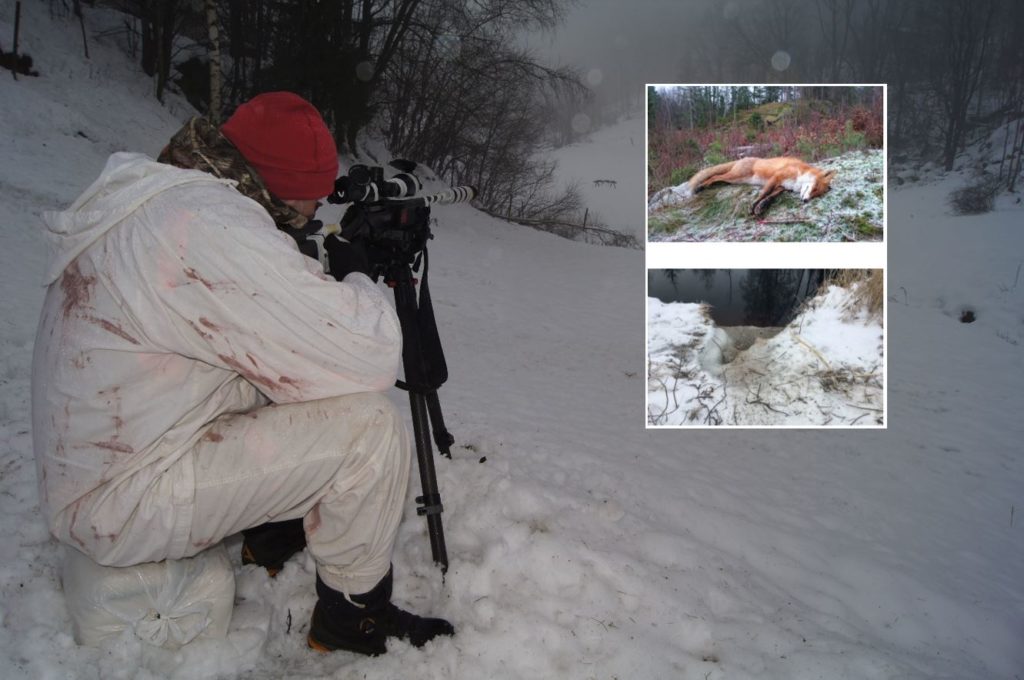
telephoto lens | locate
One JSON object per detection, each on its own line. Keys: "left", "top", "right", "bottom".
{"left": 382, "top": 172, "right": 421, "bottom": 199}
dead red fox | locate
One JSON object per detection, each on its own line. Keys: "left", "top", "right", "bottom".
{"left": 649, "top": 157, "right": 836, "bottom": 216}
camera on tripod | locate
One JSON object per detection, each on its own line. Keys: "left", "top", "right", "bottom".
{"left": 280, "top": 158, "right": 477, "bottom": 573}
{"left": 320, "top": 159, "right": 476, "bottom": 280}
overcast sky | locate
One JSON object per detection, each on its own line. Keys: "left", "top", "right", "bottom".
{"left": 525, "top": 0, "right": 790, "bottom": 106}
{"left": 528, "top": 1, "right": 702, "bottom": 83}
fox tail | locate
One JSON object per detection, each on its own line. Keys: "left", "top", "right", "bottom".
{"left": 648, "top": 160, "right": 739, "bottom": 212}
{"left": 686, "top": 160, "right": 738, "bottom": 191}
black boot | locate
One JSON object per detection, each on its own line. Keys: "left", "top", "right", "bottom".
{"left": 307, "top": 567, "right": 455, "bottom": 655}
{"left": 240, "top": 518, "right": 307, "bottom": 576}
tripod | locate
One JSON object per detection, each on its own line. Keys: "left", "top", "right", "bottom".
{"left": 313, "top": 178, "right": 476, "bottom": 574}
{"left": 383, "top": 250, "right": 452, "bottom": 573}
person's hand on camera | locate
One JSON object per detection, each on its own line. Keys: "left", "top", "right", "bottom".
{"left": 324, "top": 234, "right": 371, "bottom": 279}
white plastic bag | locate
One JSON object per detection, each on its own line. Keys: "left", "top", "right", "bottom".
{"left": 62, "top": 544, "right": 235, "bottom": 649}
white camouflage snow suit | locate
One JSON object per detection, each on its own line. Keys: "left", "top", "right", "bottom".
{"left": 31, "top": 152, "right": 410, "bottom": 595}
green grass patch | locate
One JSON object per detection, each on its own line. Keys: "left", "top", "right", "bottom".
{"left": 692, "top": 190, "right": 745, "bottom": 222}
{"left": 703, "top": 139, "right": 727, "bottom": 166}
{"left": 842, "top": 212, "right": 883, "bottom": 238}
{"left": 774, "top": 222, "right": 820, "bottom": 241}
{"left": 670, "top": 166, "right": 696, "bottom": 186}
{"left": 772, "top": 191, "right": 803, "bottom": 211}
{"left": 648, "top": 210, "right": 689, "bottom": 236}
{"left": 842, "top": 120, "right": 867, "bottom": 150}
{"left": 796, "top": 136, "right": 816, "bottom": 159}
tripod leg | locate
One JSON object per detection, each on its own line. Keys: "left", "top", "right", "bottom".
{"left": 408, "top": 391, "right": 449, "bottom": 572}
{"left": 425, "top": 391, "right": 454, "bottom": 458}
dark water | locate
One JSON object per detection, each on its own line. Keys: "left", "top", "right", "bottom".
{"left": 648, "top": 269, "right": 823, "bottom": 326}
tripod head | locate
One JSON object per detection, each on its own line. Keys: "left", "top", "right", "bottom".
{"left": 318, "top": 160, "right": 476, "bottom": 281}
{"left": 338, "top": 200, "right": 431, "bottom": 280}
{"left": 338, "top": 187, "right": 477, "bottom": 280}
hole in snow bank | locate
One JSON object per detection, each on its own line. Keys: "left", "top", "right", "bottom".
{"left": 719, "top": 326, "right": 785, "bottom": 358}
{"left": 697, "top": 326, "right": 785, "bottom": 375}
{"left": 960, "top": 309, "right": 976, "bottom": 323}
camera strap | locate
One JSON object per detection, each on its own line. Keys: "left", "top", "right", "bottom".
{"left": 397, "top": 247, "right": 448, "bottom": 392}
{"left": 284, "top": 218, "right": 332, "bottom": 272}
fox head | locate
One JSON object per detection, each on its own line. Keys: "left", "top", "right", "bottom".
{"left": 805, "top": 170, "right": 835, "bottom": 200}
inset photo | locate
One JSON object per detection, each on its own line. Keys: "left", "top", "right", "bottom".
{"left": 647, "top": 85, "right": 884, "bottom": 242}
{"left": 647, "top": 269, "right": 885, "bottom": 428}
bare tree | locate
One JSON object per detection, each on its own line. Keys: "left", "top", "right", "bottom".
{"left": 814, "top": 0, "right": 853, "bottom": 81}
{"left": 139, "top": 0, "right": 179, "bottom": 102}
{"left": 994, "top": 1, "right": 1024, "bottom": 191}
{"left": 232, "top": 0, "right": 424, "bottom": 153}
{"left": 206, "top": 0, "right": 221, "bottom": 123}
{"left": 848, "top": 0, "right": 908, "bottom": 83}
{"left": 376, "top": 0, "right": 583, "bottom": 220}
{"left": 728, "top": 0, "right": 812, "bottom": 82}
{"left": 931, "top": 0, "right": 1000, "bottom": 171}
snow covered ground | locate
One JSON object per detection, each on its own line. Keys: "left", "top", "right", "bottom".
{"left": 647, "top": 282, "right": 885, "bottom": 427}
{"left": 1, "top": 4, "right": 1022, "bottom": 679}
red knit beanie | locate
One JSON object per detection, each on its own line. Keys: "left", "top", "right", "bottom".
{"left": 221, "top": 92, "right": 338, "bottom": 200}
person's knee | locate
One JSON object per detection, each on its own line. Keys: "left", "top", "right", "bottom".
{"left": 365, "top": 393, "right": 409, "bottom": 473}
{"left": 325, "top": 392, "right": 408, "bottom": 471}
{"left": 353, "top": 392, "right": 403, "bottom": 439}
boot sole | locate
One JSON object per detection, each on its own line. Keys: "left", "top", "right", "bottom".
{"left": 307, "top": 634, "right": 332, "bottom": 654}
{"left": 307, "top": 632, "right": 384, "bottom": 656}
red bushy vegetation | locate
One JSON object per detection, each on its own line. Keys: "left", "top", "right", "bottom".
{"left": 648, "top": 98, "right": 883, "bottom": 194}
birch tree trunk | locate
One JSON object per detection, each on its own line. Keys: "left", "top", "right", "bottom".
{"left": 206, "top": 0, "right": 222, "bottom": 123}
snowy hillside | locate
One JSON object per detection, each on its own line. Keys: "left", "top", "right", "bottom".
{"left": 1, "top": 4, "right": 1022, "bottom": 680}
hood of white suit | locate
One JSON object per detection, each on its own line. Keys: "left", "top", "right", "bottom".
{"left": 41, "top": 152, "right": 234, "bottom": 284}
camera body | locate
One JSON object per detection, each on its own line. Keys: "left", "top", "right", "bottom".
{"left": 339, "top": 200, "right": 432, "bottom": 278}
{"left": 331, "top": 160, "right": 432, "bottom": 274}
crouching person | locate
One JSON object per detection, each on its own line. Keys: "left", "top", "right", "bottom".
{"left": 31, "top": 91, "right": 454, "bottom": 655}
